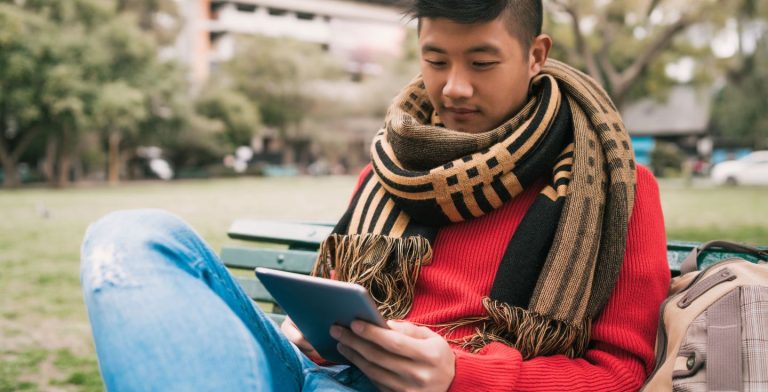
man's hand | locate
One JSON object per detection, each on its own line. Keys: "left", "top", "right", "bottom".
{"left": 330, "top": 320, "right": 455, "bottom": 392}
{"left": 281, "top": 317, "right": 323, "bottom": 361}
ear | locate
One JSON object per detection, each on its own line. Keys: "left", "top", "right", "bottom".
{"left": 528, "top": 34, "right": 552, "bottom": 77}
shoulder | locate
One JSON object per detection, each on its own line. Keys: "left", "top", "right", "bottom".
{"left": 634, "top": 164, "right": 661, "bottom": 206}
{"left": 636, "top": 164, "right": 657, "bottom": 187}
{"left": 626, "top": 164, "right": 666, "bottom": 249}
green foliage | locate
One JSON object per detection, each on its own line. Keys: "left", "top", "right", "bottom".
{"left": 548, "top": 0, "right": 741, "bottom": 106}
{"left": 220, "top": 35, "right": 345, "bottom": 132}
{"left": 0, "top": 0, "right": 201, "bottom": 186}
{"left": 709, "top": 37, "right": 768, "bottom": 149}
{"left": 117, "top": 0, "right": 181, "bottom": 45}
{"left": 650, "top": 141, "right": 684, "bottom": 177}
{"left": 196, "top": 87, "right": 261, "bottom": 148}
{"left": 93, "top": 82, "right": 147, "bottom": 134}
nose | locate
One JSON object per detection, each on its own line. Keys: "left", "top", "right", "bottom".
{"left": 442, "top": 67, "right": 473, "bottom": 100}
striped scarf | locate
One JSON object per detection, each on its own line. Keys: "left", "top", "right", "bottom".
{"left": 313, "top": 60, "right": 636, "bottom": 359}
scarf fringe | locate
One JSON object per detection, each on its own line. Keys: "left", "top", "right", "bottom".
{"left": 312, "top": 233, "right": 432, "bottom": 319}
{"left": 456, "top": 298, "right": 591, "bottom": 360}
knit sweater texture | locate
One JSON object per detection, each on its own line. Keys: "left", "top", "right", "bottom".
{"left": 349, "top": 163, "right": 670, "bottom": 391}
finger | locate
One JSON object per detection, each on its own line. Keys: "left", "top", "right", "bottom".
{"left": 386, "top": 320, "right": 437, "bottom": 339}
{"left": 281, "top": 320, "right": 305, "bottom": 344}
{"left": 347, "top": 321, "right": 425, "bottom": 358}
{"left": 337, "top": 343, "right": 406, "bottom": 392}
{"left": 281, "top": 319, "right": 318, "bottom": 355}
{"left": 332, "top": 325, "right": 414, "bottom": 373}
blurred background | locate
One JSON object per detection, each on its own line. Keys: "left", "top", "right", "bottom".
{"left": 1, "top": 0, "right": 766, "bottom": 390}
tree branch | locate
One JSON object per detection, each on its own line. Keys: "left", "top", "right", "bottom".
{"left": 10, "top": 127, "right": 40, "bottom": 161}
{"left": 613, "top": 14, "right": 693, "bottom": 100}
{"left": 551, "top": 0, "right": 606, "bottom": 87}
{"left": 597, "top": 18, "right": 619, "bottom": 91}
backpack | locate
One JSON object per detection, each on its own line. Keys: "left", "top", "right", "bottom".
{"left": 643, "top": 240, "right": 768, "bottom": 391}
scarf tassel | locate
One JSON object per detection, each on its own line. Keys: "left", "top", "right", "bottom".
{"left": 458, "top": 298, "right": 592, "bottom": 360}
{"left": 312, "top": 233, "right": 433, "bottom": 320}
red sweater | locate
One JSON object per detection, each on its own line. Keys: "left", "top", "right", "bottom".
{"left": 351, "top": 164, "right": 670, "bottom": 391}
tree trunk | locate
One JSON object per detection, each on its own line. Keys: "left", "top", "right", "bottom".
{"left": 1, "top": 159, "right": 19, "bottom": 188}
{"left": 72, "top": 156, "right": 82, "bottom": 184}
{"left": 0, "top": 129, "right": 38, "bottom": 188}
{"left": 0, "top": 137, "right": 18, "bottom": 187}
{"left": 42, "top": 136, "right": 58, "bottom": 185}
{"left": 108, "top": 130, "right": 122, "bottom": 185}
{"left": 56, "top": 131, "right": 71, "bottom": 188}
{"left": 56, "top": 151, "right": 71, "bottom": 188}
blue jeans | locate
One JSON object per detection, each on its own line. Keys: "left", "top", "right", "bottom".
{"left": 80, "top": 209, "right": 377, "bottom": 391}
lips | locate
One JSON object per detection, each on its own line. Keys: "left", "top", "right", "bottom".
{"left": 444, "top": 106, "right": 479, "bottom": 114}
{"left": 442, "top": 106, "right": 480, "bottom": 124}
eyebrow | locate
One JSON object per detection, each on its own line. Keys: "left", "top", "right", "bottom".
{"left": 421, "top": 44, "right": 501, "bottom": 55}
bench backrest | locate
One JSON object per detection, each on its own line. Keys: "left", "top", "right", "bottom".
{"left": 221, "top": 219, "right": 766, "bottom": 323}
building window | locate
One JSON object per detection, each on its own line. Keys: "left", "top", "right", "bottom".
{"left": 296, "top": 12, "right": 315, "bottom": 21}
{"left": 267, "top": 7, "right": 287, "bottom": 16}
{"left": 235, "top": 3, "right": 257, "bottom": 13}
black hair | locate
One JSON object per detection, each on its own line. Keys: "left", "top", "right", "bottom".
{"left": 405, "top": 0, "right": 543, "bottom": 50}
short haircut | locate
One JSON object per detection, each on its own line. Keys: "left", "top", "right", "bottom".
{"left": 405, "top": 0, "right": 543, "bottom": 50}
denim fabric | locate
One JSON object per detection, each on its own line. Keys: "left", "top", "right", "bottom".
{"left": 80, "top": 209, "right": 377, "bottom": 391}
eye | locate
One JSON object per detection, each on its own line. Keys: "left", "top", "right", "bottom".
{"left": 472, "top": 61, "right": 499, "bottom": 70}
{"left": 425, "top": 59, "right": 447, "bottom": 68}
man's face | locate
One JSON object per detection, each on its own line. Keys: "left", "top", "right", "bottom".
{"left": 419, "top": 17, "right": 535, "bottom": 134}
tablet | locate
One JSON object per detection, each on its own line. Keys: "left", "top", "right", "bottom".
{"left": 254, "top": 267, "right": 388, "bottom": 364}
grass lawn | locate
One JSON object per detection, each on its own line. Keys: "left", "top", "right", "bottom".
{"left": 1, "top": 176, "right": 766, "bottom": 391}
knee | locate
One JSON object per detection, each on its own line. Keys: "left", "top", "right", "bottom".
{"left": 80, "top": 209, "right": 196, "bottom": 288}
{"left": 83, "top": 209, "right": 190, "bottom": 251}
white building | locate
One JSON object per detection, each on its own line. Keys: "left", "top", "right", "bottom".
{"left": 174, "top": 0, "right": 409, "bottom": 87}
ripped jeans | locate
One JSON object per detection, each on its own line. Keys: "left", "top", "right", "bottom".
{"left": 80, "top": 209, "right": 376, "bottom": 391}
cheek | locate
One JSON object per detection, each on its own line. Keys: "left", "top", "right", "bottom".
{"left": 485, "top": 71, "right": 530, "bottom": 116}
{"left": 421, "top": 73, "right": 443, "bottom": 104}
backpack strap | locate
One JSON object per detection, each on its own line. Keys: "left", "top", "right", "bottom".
{"left": 707, "top": 289, "right": 742, "bottom": 391}
{"left": 680, "top": 240, "right": 768, "bottom": 275}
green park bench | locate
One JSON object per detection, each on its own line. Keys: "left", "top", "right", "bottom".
{"left": 220, "top": 219, "right": 767, "bottom": 324}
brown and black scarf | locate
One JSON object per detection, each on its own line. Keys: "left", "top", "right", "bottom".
{"left": 312, "top": 59, "right": 637, "bottom": 360}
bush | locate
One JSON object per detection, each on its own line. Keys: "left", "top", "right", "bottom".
{"left": 650, "top": 141, "right": 684, "bottom": 177}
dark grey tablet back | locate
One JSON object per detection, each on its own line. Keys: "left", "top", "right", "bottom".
{"left": 255, "top": 267, "right": 387, "bottom": 364}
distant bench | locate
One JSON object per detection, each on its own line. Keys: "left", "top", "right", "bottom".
{"left": 220, "top": 219, "right": 767, "bottom": 323}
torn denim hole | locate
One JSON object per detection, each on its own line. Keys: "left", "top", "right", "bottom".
{"left": 85, "top": 244, "right": 139, "bottom": 291}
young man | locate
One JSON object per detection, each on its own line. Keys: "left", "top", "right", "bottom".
{"left": 81, "top": 1, "right": 669, "bottom": 391}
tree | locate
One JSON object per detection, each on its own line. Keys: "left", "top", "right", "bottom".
{"left": 116, "top": 0, "right": 181, "bottom": 45}
{"left": 93, "top": 82, "right": 147, "bottom": 185}
{"left": 0, "top": 0, "right": 194, "bottom": 187}
{"left": 220, "top": 35, "right": 345, "bottom": 135}
{"left": 710, "top": 36, "right": 768, "bottom": 149}
{"left": 0, "top": 5, "right": 54, "bottom": 187}
{"left": 195, "top": 87, "right": 262, "bottom": 149}
{"left": 547, "top": 0, "right": 738, "bottom": 107}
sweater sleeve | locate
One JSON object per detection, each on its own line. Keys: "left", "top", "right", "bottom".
{"left": 449, "top": 166, "right": 670, "bottom": 392}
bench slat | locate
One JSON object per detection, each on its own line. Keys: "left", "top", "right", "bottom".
{"left": 223, "top": 224, "right": 767, "bottom": 308}
{"left": 221, "top": 247, "right": 316, "bottom": 274}
{"left": 235, "top": 276, "right": 275, "bottom": 303}
{"left": 666, "top": 240, "right": 767, "bottom": 276}
{"left": 227, "top": 220, "right": 334, "bottom": 250}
